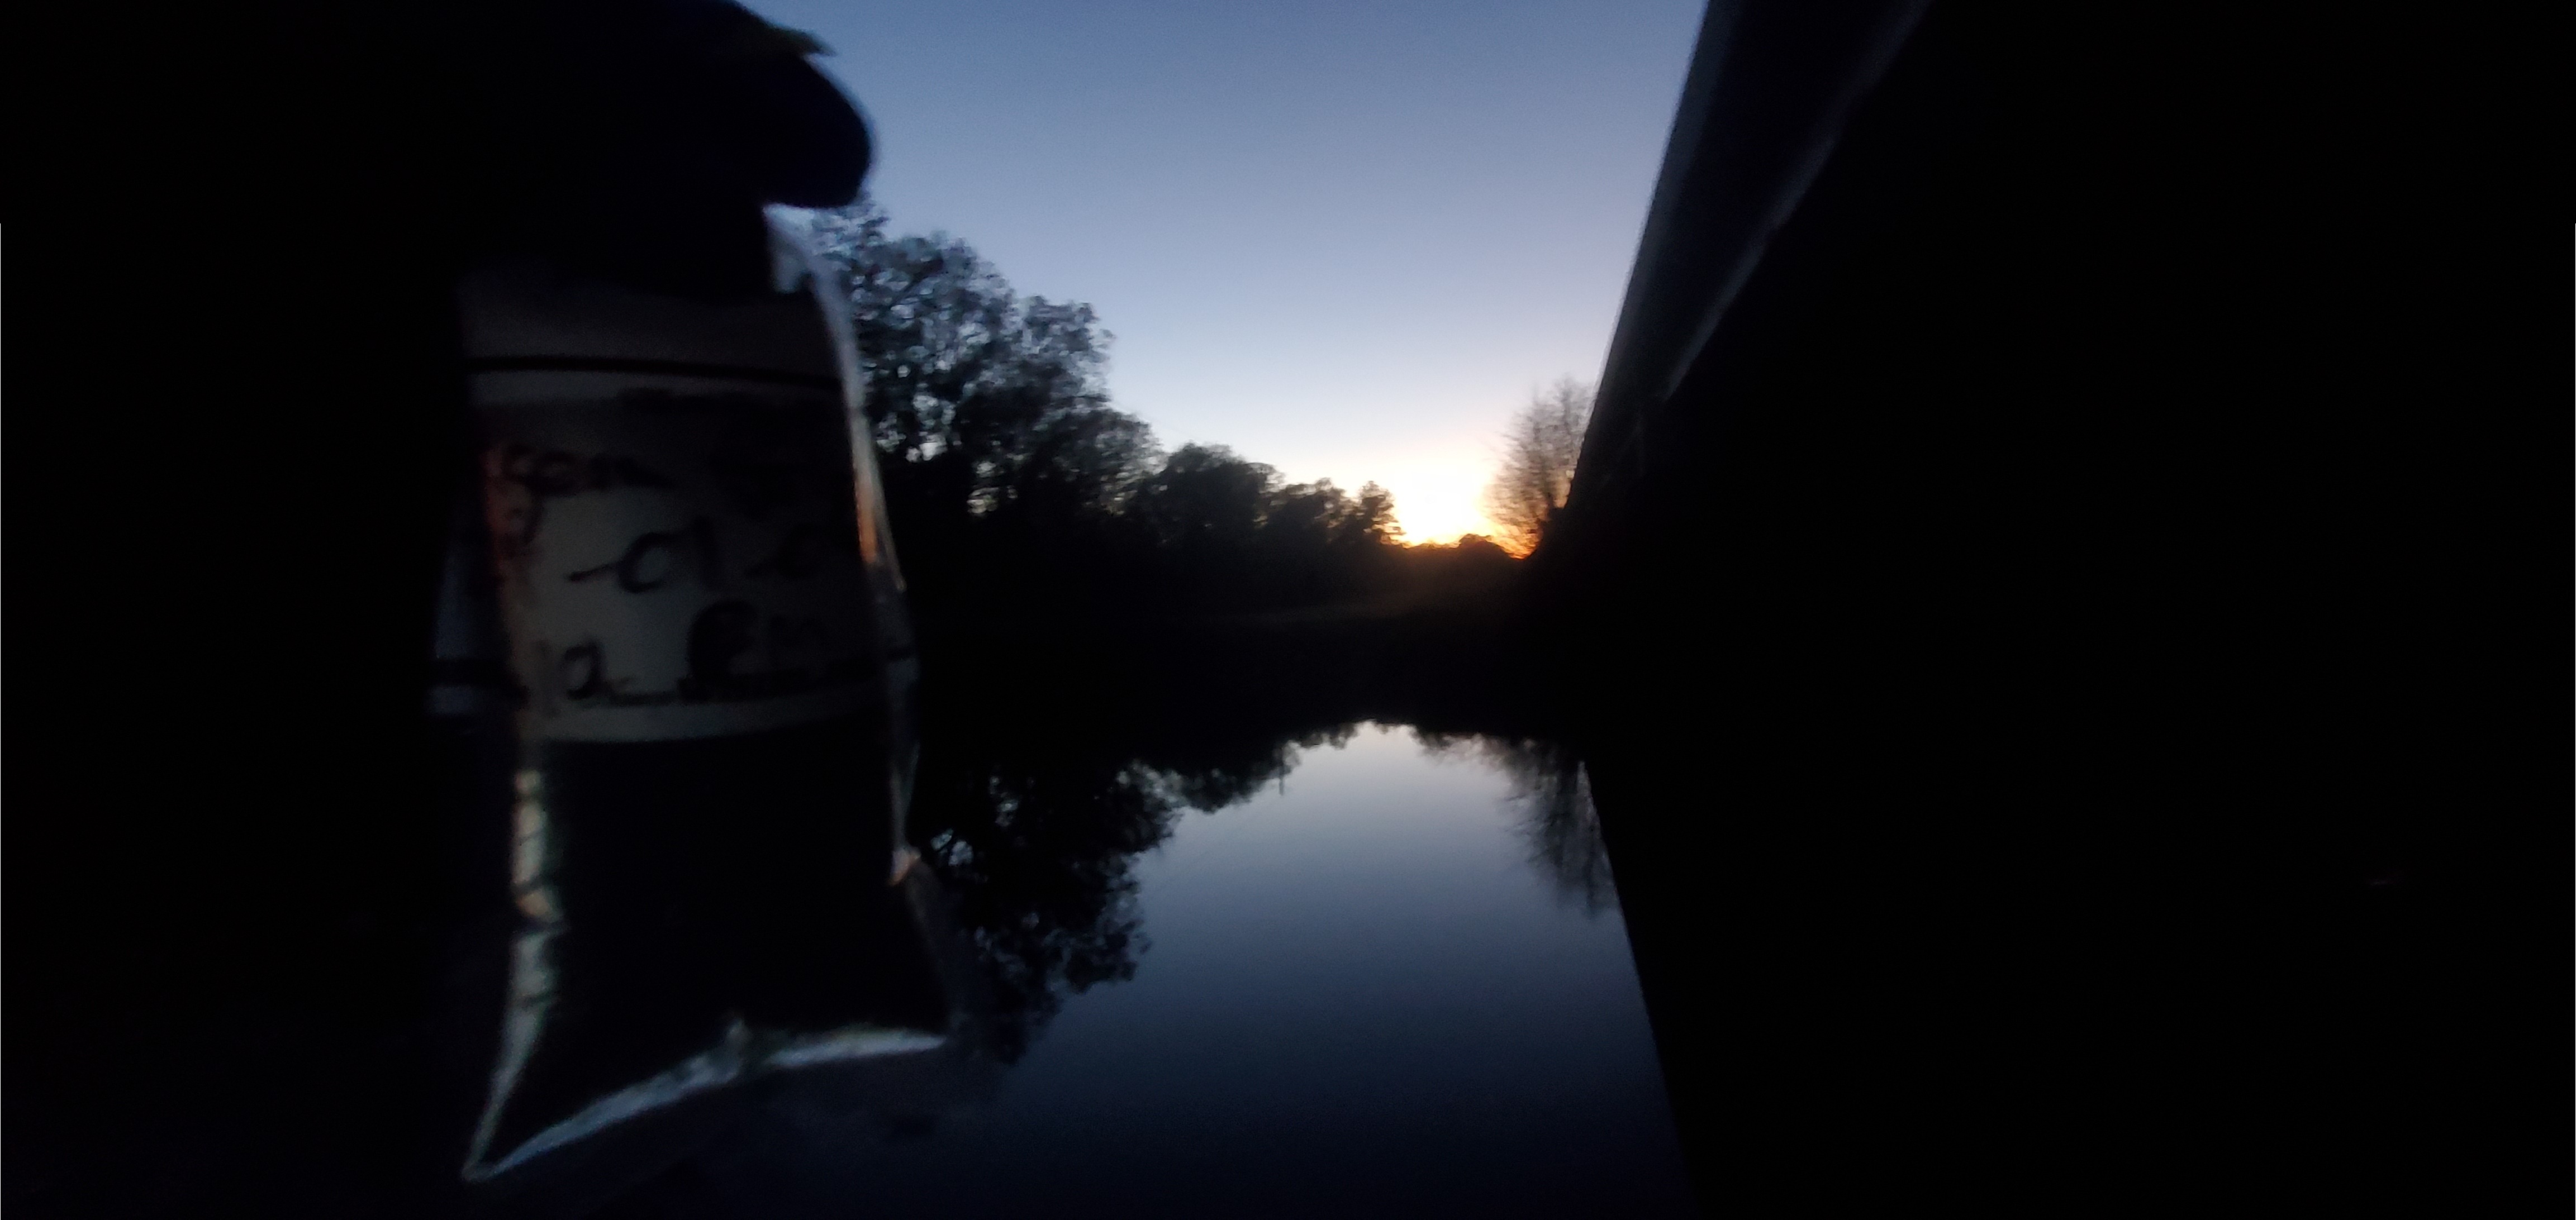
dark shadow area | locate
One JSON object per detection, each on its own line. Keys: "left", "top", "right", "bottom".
{"left": 12, "top": 1, "right": 2544, "bottom": 1217}
{"left": 1522, "top": 3, "right": 2546, "bottom": 1213}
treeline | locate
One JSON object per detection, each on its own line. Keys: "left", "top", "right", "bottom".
{"left": 804, "top": 202, "right": 1518, "bottom": 639}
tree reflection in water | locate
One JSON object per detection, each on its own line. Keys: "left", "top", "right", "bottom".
{"left": 905, "top": 711, "right": 1361, "bottom": 1060}
{"left": 908, "top": 690, "right": 1604, "bottom": 1064}
{"left": 1417, "top": 731, "right": 1617, "bottom": 916}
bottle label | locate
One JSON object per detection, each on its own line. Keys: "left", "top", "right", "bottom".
{"left": 474, "top": 370, "right": 878, "bottom": 742}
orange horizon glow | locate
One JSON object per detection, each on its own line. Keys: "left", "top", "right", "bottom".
{"left": 1397, "top": 523, "right": 1499, "bottom": 547}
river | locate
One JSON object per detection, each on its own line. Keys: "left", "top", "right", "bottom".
{"left": 600, "top": 721, "right": 1695, "bottom": 1218}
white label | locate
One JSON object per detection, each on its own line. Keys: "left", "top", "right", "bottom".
{"left": 474, "top": 371, "right": 877, "bottom": 742}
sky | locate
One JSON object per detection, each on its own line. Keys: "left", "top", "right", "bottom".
{"left": 744, "top": 0, "right": 1706, "bottom": 542}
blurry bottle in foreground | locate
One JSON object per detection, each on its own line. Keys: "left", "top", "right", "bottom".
{"left": 432, "top": 208, "right": 957, "bottom": 1197}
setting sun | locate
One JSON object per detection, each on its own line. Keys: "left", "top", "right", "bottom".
{"left": 1352, "top": 448, "right": 1500, "bottom": 546}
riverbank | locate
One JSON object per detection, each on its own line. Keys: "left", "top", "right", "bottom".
{"left": 912, "top": 587, "right": 1574, "bottom": 748}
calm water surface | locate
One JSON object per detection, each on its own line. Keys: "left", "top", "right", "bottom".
{"left": 657, "top": 723, "right": 1693, "bottom": 1218}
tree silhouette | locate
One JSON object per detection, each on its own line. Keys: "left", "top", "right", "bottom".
{"left": 802, "top": 199, "right": 1463, "bottom": 629}
{"left": 1482, "top": 378, "right": 1595, "bottom": 557}
{"left": 804, "top": 202, "right": 1156, "bottom": 601}
{"left": 796, "top": 198, "right": 1542, "bottom": 638}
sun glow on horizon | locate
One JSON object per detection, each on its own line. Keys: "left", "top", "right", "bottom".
{"left": 1353, "top": 449, "right": 1498, "bottom": 547}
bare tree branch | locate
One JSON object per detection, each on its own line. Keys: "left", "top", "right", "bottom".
{"left": 1481, "top": 378, "right": 1595, "bottom": 556}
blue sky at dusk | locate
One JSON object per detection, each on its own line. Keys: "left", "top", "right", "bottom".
{"left": 747, "top": 0, "right": 1705, "bottom": 541}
